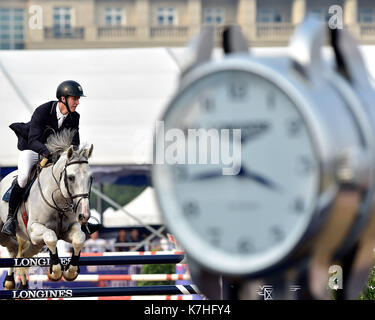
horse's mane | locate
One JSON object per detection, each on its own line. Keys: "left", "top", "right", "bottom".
{"left": 45, "top": 128, "right": 87, "bottom": 160}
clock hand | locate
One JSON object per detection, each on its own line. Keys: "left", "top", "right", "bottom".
{"left": 238, "top": 166, "right": 282, "bottom": 192}
{"left": 188, "top": 166, "right": 281, "bottom": 193}
{"left": 190, "top": 170, "right": 223, "bottom": 180}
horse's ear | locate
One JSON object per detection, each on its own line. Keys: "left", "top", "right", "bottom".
{"left": 86, "top": 144, "right": 94, "bottom": 159}
{"left": 67, "top": 145, "right": 74, "bottom": 160}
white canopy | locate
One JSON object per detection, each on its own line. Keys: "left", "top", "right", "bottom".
{"left": 102, "top": 187, "right": 163, "bottom": 227}
{"left": 1, "top": 45, "right": 375, "bottom": 168}
{"left": 0, "top": 47, "right": 181, "bottom": 167}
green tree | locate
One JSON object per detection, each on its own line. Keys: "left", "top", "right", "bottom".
{"left": 359, "top": 264, "right": 375, "bottom": 300}
{"left": 90, "top": 184, "right": 146, "bottom": 212}
{"left": 137, "top": 264, "right": 176, "bottom": 286}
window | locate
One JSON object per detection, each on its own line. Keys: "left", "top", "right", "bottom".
{"left": 358, "top": 8, "right": 374, "bottom": 24}
{"left": 0, "top": 8, "right": 24, "bottom": 50}
{"left": 0, "top": 43, "right": 10, "bottom": 49}
{"left": 156, "top": 8, "right": 176, "bottom": 26}
{"left": 105, "top": 8, "right": 124, "bottom": 26}
{"left": 257, "top": 9, "right": 284, "bottom": 23}
{"left": 203, "top": 8, "right": 225, "bottom": 25}
{"left": 308, "top": 8, "right": 332, "bottom": 22}
{"left": 53, "top": 7, "right": 72, "bottom": 36}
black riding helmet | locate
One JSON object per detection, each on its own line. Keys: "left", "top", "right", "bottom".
{"left": 56, "top": 80, "right": 86, "bottom": 113}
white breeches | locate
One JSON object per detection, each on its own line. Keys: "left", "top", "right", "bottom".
{"left": 17, "top": 150, "right": 39, "bottom": 188}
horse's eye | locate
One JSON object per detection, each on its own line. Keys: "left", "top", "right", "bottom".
{"left": 68, "top": 175, "right": 75, "bottom": 183}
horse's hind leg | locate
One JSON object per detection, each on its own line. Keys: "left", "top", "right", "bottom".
{"left": 21, "top": 240, "right": 45, "bottom": 258}
{"left": 18, "top": 240, "right": 45, "bottom": 289}
{"left": 29, "top": 222, "right": 62, "bottom": 281}
{"left": 0, "top": 234, "right": 18, "bottom": 289}
{"left": 14, "top": 236, "right": 27, "bottom": 289}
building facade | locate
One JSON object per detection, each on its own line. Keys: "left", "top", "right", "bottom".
{"left": 0, "top": 0, "right": 374, "bottom": 49}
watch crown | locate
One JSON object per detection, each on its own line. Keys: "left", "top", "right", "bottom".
{"left": 336, "top": 153, "right": 354, "bottom": 183}
{"left": 335, "top": 149, "right": 370, "bottom": 187}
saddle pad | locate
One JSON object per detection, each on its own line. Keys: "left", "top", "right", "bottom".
{"left": 2, "top": 184, "right": 12, "bottom": 202}
{"left": 2, "top": 171, "right": 38, "bottom": 203}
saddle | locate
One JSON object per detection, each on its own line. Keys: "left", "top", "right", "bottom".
{"left": 2, "top": 165, "right": 38, "bottom": 203}
{"left": 2, "top": 165, "right": 39, "bottom": 228}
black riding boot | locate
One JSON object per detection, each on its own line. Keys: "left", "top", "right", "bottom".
{"left": 1, "top": 181, "right": 25, "bottom": 237}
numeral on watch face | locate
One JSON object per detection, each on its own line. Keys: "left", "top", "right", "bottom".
{"left": 182, "top": 201, "right": 200, "bottom": 218}
{"left": 287, "top": 119, "right": 302, "bottom": 137}
{"left": 200, "top": 97, "right": 215, "bottom": 113}
{"left": 292, "top": 197, "right": 304, "bottom": 214}
{"left": 207, "top": 227, "right": 221, "bottom": 247}
{"left": 228, "top": 81, "right": 248, "bottom": 101}
{"left": 237, "top": 238, "right": 255, "bottom": 253}
{"left": 266, "top": 92, "right": 276, "bottom": 109}
{"left": 296, "top": 155, "right": 315, "bottom": 176}
{"left": 270, "top": 226, "right": 285, "bottom": 242}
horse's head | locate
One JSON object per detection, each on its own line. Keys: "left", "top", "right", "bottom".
{"left": 46, "top": 129, "right": 94, "bottom": 225}
{"left": 59, "top": 144, "right": 94, "bottom": 225}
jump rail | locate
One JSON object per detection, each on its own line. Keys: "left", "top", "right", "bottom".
{"left": 35, "top": 251, "right": 184, "bottom": 257}
{"left": 0, "top": 254, "right": 185, "bottom": 268}
{"left": 44, "top": 295, "right": 195, "bottom": 300}
{"left": 0, "top": 285, "right": 201, "bottom": 300}
{"left": 27, "top": 274, "right": 191, "bottom": 282}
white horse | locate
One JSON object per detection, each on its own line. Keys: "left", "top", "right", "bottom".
{"left": 0, "top": 129, "right": 93, "bottom": 289}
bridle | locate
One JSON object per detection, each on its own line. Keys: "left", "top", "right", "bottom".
{"left": 62, "top": 160, "right": 92, "bottom": 212}
{"left": 37, "top": 156, "right": 93, "bottom": 216}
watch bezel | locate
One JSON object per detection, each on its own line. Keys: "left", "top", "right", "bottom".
{"left": 152, "top": 56, "right": 326, "bottom": 275}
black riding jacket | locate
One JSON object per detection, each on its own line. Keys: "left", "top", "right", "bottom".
{"left": 9, "top": 101, "right": 80, "bottom": 158}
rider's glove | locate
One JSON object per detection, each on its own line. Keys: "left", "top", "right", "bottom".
{"left": 40, "top": 152, "right": 52, "bottom": 168}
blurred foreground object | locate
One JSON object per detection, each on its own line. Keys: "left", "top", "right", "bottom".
{"left": 153, "top": 17, "right": 375, "bottom": 300}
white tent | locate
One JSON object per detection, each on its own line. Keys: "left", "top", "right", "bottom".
{"left": 89, "top": 208, "right": 102, "bottom": 224}
{"left": 0, "top": 47, "right": 181, "bottom": 167}
{"left": 102, "top": 187, "right": 163, "bottom": 227}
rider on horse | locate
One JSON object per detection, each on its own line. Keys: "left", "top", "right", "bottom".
{"left": 1, "top": 80, "right": 101, "bottom": 238}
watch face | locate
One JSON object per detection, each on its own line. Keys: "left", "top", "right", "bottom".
{"left": 154, "top": 68, "right": 320, "bottom": 275}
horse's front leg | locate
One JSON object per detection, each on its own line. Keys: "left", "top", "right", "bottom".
{"left": 63, "top": 223, "right": 85, "bottom": 281}
{"left": 29, "top": 222, "right": 62, "bottom": 281}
